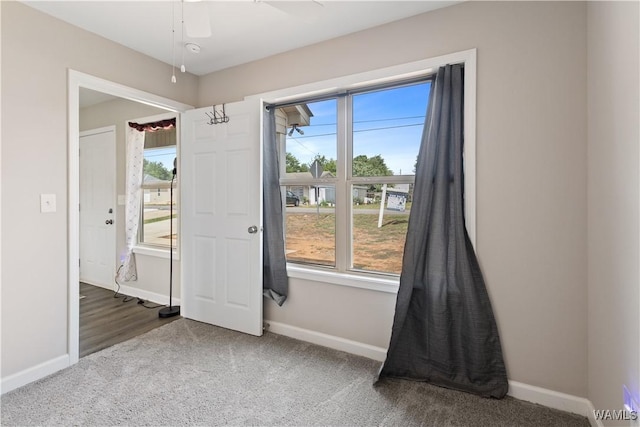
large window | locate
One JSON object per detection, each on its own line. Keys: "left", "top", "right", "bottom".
{"left": 278, "top": 79, "right": 431, "bottom": 276}
{"left": 139, "top": 127, "right": 177, "bottom": 249}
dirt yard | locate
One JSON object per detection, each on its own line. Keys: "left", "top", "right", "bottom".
{"left": 285, "top": 210, "right": 409, "bottom": 274}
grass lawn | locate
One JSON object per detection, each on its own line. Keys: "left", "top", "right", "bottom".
{"left": 143, "top": 213, "right": 177, "bottom": 224}
{"left": 285, "top": 210, "right": 409, "bottom": 274}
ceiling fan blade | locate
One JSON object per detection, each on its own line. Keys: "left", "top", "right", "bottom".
{"left": 184, "top": 2, "right": 211, "bottom": 38}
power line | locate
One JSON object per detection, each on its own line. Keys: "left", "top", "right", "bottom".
{"left": 355, "top": 115, "right": 425, "bottom": 124}
{"left": 354, "top": 123, "right": 423, "bottom": 133}
{"left": 288, "top": 135, "right": 318, "bottom": 157}
{"left": 292, "top": 115, "right": 426, "bottom": 128}
{"left": 289, "top": 122, "right": 424, "bottom": 139}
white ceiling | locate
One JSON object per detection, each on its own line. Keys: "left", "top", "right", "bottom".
{"left": 23, "top": 1, "right": 460, "bottom": 76}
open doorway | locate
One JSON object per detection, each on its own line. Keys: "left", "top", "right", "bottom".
{"left": 69, "top": 71, "right": 192, "bottom": 363}
{"left": 78, "top": 93, "right": 180, "bottom": 357}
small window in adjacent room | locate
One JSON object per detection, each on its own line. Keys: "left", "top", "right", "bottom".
{"left": 139, "top": 127, "right": 177, "bottom": 249}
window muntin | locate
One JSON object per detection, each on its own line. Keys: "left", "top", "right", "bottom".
{"left": 139, "top": 129, "right": 177, "bottom": 249}
{"left": 279, "top": 79, "right": 431, "bottom": 276}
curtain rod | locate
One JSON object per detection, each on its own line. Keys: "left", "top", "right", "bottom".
{"left": 266, "top": 74, "right": 435, "bottom": 111}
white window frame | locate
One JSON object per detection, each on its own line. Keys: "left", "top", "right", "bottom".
{"left": 130, "top": 111, "right": 180, "bottom": 258}
{"left": 248, "top": 49, "right": 477, "bottom": 293}
{"left": 279, "top": 82, "right": 428, "bottom": 276}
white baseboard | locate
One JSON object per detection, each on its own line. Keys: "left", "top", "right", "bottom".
{"left": 79, "top": 279, "right": 111, "bottom": 290}
{"left": 1, "top": 354, "right": 69, "bottom": 395}
{"left": 586, "top": 400, "right": 605, "bottom": 427}
{"left": 117, "top": 283, "right": 180, "bottom": 307}
{"left": 265, "top": 320, "right": 598, "bottom": 422}
{"left": 83, "top": 281, "right": 180, "bottom": 307}
{"left": 508, "top": 381, "right": 599, "bottom": 423}
{"left": 265, "top": 320, "right": 388, "bottom": 361}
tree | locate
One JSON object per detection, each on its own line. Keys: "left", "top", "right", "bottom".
{"left": 311, "top": 154, "right": 337, "bottom": 174}
{"left": 286, "top": 152, "right": 309, "bottom": 173}
{"left": 143, "top": 159, "right": 172, "bottom": 180}
{"left": 352, "top": 154, "right": 393, "bottom": 192}
{"left": 353, "top": 154, "right": 393, "bottom": 177}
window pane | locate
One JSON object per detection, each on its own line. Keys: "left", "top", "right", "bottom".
{"left": 351, "top": 183, "right": 413, "bottom": 274}
{"left": 352, "top": 82, "right": 430, "bottom": 177}
{"left": 141, "top": 186, "right": 177, "bottom": 248}
{"left": 283, "top": 99, "right": 337, "bottom": 179}
{"left": 141, "top": 144, "right": 177, "bottom": 248}
{"left": 285, "top": 185, "right": 335, "bottom": 267}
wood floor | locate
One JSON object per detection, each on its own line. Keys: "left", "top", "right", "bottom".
{"left": 80, "top": 282, "right": 180, "bottom": 358}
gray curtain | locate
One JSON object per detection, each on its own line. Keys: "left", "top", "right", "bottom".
{"left": 263, "top": 107, "right": 288, "bottom": 305}
{"left": 378, "top": 64, "right": 508, "bottom": 398}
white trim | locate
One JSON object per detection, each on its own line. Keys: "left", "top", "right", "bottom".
{"left": 133, "top": 245, "right": 179, "bottom": 260}
{"left": 79, "top": 279, "right": 114, "bottom": 290}
{"left": 287, "top": 264, "right": 399, "bottom": 294}
{"left": 84, "top": 280, "right": 180, "bottom": 309}
{"left": 508, "top": 380, "right": 596, "bottom": 419}
{"left": 463, "top": 49, "right": 477, "bottom": 246}
{"left": 1, "top": 355, "right": 69, "bottom": 395}
{"left": 265, "top": 320, "right": 388, "bottom": 361}
{"left": 117, "top": 283, "right": 181, "bottom": 307}
{"left": 587, "top": 400, "right": 605, "bottom": 427}
{"left": 68, "top": 69, "right": 193, "bottom": 368}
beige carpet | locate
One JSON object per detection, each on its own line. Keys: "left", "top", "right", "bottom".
{"left": 1, "top": 319, "right": 589, "bottom": 426}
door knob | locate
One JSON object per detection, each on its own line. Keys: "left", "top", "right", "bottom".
{"left": 247, "top": 225, "right": 258, "bottom": 234}
{"left": 105, "top": 219, "right": 113, "bottom": 225}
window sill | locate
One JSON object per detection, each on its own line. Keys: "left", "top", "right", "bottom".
{"left": 133, "top": 245, "right": 179, "bottom": 260}
{"left": 286, "top": 264, "right": 399, "bottom": 294}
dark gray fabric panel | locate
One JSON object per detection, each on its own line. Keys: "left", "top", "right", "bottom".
{"left": 379, "top": 64, "right": 508, "bottom": 398}
{"left": 262, "top": 108, "right": 288, "bottom": 305}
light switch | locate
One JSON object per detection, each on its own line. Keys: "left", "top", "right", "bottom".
{"left": 118, "top": 195, "right": 126, "bottom": 206}
{"left": 40, "top": 194, "right": 56, "bottom": 213}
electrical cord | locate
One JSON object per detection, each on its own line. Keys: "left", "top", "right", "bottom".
{"left": 114, "top": 265, "right": 135, "bottom": 303}
{"left": 113, "top": 264, "right": 166, "bottom": 309}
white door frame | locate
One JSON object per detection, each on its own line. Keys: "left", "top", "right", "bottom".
{"left": 68, "top": 70, "right": 193, "bottom": 365}
{"left": 79, "top": 125, "right": 117, "bottom": 287}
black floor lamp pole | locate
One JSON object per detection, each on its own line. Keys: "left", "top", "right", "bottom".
{"left": 159, "top": 162, "right": 180, "bottom": 318}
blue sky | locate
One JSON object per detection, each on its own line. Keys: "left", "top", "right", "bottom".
{"left": 286, "top": 81, "right": 431, "bottom": 176}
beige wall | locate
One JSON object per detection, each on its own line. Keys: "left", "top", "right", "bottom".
{"left": 80, "top": 97, "right": 180, "bottom": 299}
{"left": 587, "top": 1, "right": 640, "bottom": 423}
{"left": 8, "top": 0, "right": 636, "bottom": 408}
{"left": 1, "top": 1, "right": 198, "bottom": 377}
{"left": 201, "top": 1, "right": 589, "bottom": 396}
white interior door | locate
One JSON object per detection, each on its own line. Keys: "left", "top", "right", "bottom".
{"left": 80, "top": 127, "right": 116, "bottom": 287}
{"left": 181, "top": 100, "right": 263, "bottom": 336}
